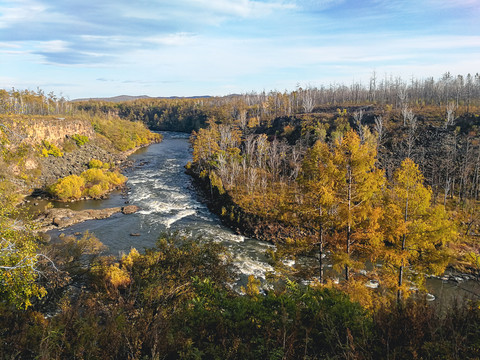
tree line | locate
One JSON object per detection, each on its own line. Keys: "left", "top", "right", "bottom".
{"left": 0, "top": 88, "right": 73, "bottom": 116}
{"left": 72, "top": 72, "right": 480, "bottom": 132}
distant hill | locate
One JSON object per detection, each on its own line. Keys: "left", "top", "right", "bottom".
{"left": 72, "top": 95, "right": 212, "bottom": 102}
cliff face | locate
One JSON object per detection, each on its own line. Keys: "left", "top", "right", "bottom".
{"left": 6, "top": 117, "right": 96, "bottom": 146}
{"left": 2, "top": 116, "right": 107, "bottom": 191}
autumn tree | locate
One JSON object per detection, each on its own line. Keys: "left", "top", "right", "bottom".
{"left": 329, "top": 131, "right": 385, "bottom": 282}
{"left": 191, "top": 119, "right": 221, "bottom": 171}
{"left": 381, "top": 158, "right": 455, "bottom": 301}
{"left": 301, "top": 131, "right": 385, "bottom": 282}
{"left": 298, "top": 140, "right": 336, "bottom": 283}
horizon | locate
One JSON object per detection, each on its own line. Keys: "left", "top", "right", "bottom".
{"left": 1, "top": 0, "right": 479, "bottom": 99}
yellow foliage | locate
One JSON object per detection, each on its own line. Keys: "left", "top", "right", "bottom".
{"left": 90, "top": 114, "right": 161, "bottom": 151}
{"left": 85, "top": 184, "right": 103, "bottom": 198}
{"left": 49, "top": 168, "right": 127, "bottom": 200}
{"left": 191, "top": 126, "right": 220, "bottom": 165}
{"left": 88, "top": 159, "right": 104, "bottom": 169}
{"left": 105, "top": 171, "right": 127, "bottom": 186}
{"left": 41, "top": 140, "right": 63, "bottom": 157}
{"left": 241, "top": 275, "right": 261, "bottom": 298}
{"left": 82, "top": 168, "right": 106, "bottom": 184}
{"left": 247, "top": 116, "right": 259, "bottom": 128}
{"left": 50, "top": 175, "right": 85, "bottom": 200}
{"left": 106, "top": 264, "right": 131, "bottom": 288}
{"left": 209, "top": 171, "right": 224, "bottom": 194}
{"left": 121, "top": 248, "right": 140, "bottom": 270}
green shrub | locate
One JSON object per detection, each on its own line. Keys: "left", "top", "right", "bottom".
{"left": 71, "top": 134, "right": 89, "bottom": 146}
{"left": 40, "top": 140, "right": 63, "bottom": 157}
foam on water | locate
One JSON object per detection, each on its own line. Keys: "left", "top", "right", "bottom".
{"left": 282, "top": 259, "right": 295, "bottom": 267}
{"left": 138, "top": 199, "right": 191, "bottom": 215}
{"left": 163, "top": 209, "right": 196, "bottom": 228}
{"left": 235, "top": 256, "right": 275, "bottom": 279}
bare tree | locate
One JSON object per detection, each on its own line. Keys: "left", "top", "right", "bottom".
{"left": 268, "top": 138, "right": 281, "bottom": 181}
{"left": 401, "top": 104, "right": 413, "bottom": 127}
{"left": 216, "top": 152, "right": 229, "bottom": 187}
{"left": 238, "top": 110, "right": 248, "bottom": 131}
{"left": 405, "top": 110, "right": 417, "bottom": 159}
{"left": 301, "top": 86, "right": 315, "bottom": 113}
{"left": 255, "top": 134, "right": 269, "bottom": 170}
{"left": 445, "top": 102, "right": 457, "bottom": 128}
{"left": 289, "top": 143, "right": 303, "bottom": 181}
{"left": 247, "top": 167, "right": 258, "bottom": 196}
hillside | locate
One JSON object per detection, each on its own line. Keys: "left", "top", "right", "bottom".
{"left": 0, "top": 112, "right": 161, "bottom": 201}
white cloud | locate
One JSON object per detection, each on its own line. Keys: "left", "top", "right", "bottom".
{"left": 146, "top": 33, "right": 198, "bottom": 46}
{"left": 1, "top": 0, "right": 478, "bottom": 98}
{"left": 427, "top": 0, "right": 480, "bottom": 9}
{"left": 0, "top": 42, "right": 21, "bottom": 49}
{"left": 187, "top": 0, "right": 294, "bottom": 18}
{"left": 36, "top": 40, "right": 70, "bottom": 53}
{"left": 0, "top": 0, "right": 47, "bottom": 28}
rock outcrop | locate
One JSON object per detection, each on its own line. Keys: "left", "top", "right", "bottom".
{"left": 121, "top": 205, "right": 140, "bottom": 214}
{"left": 7, "top": 117, "right": 95, "bottom": 147}
{"left": 37, "top": 205, "right": 139, "bottom": 231}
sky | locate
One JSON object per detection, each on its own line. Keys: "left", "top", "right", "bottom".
{"left": 0, "top": 0, "right": 479, "bottom": 99}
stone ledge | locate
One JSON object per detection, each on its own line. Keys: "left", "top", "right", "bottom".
{"left": 36, "top": 205, "right": 140, "bottom": 231}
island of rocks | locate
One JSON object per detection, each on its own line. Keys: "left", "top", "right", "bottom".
{"left": 36, "top": 205, "right": 140, "bottom": 231}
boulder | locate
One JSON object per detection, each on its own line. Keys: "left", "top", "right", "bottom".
{"left": 121, "top": 205, "right": 140, "bottom": 214}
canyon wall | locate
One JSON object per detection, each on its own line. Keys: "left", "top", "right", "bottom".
{"left": 4, "top": 116, "right": 95, "bottom": 146}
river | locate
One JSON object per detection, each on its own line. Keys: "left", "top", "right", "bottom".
{"left": 45, "top": 132, "right": 479, "bottom": 301}
{"left": 47, "top": 132, "right": 274, "bottom": 285}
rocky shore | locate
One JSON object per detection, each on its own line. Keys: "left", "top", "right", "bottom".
{"left": 186, "top": 167, "right": 301, "bottom": 244}
{"left": 36, "top": 205, "right": 140, "bottom": 231}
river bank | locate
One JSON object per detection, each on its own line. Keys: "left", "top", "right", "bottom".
{"left": 186, "top": 165, "right": 301, "bottom": 245}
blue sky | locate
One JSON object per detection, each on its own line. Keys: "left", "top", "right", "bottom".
{"left": 0, "top": 0, "right": 479, "bottom": 99}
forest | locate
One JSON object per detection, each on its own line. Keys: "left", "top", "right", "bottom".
{"left": 1, "top": 72, "right": 480, "bottom": 359}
